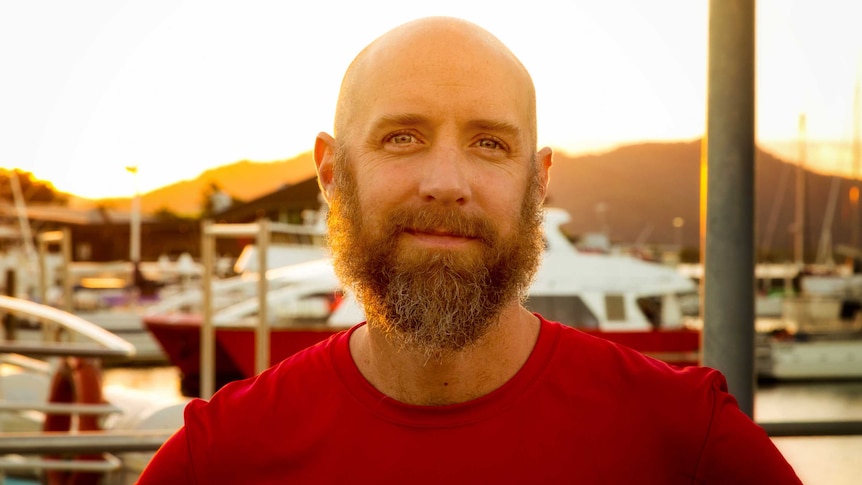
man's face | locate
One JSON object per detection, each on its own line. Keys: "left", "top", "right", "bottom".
{"left": 319, "top": 21, "right": 550, "bottom": 358}
{"left": 326, "top": 147, "right": 544, "bottom": 359}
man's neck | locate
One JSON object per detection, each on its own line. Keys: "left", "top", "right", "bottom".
{"left": 349, "top": 304, "right": 540, "bottom": 406}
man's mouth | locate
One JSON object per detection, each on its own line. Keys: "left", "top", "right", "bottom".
{"left": 403, "top": 228, "right": 478, "bottom": 247}
{"left": 407, "top": 228, "right": 470, "bottom": 237}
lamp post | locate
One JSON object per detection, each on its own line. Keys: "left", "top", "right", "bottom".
{"left": 125, "top": 166, "right": 141, "bottom": 302}
{"left": 673, "top": 216, "right": 685, "bottom": 252}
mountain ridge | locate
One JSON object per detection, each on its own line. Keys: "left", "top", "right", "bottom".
{"left": 68, "top": 139, "right": 860, "bottom": 260}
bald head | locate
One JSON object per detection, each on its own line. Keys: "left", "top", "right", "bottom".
{"left": 333, "top": 17, "right": 538, "bottom": 151}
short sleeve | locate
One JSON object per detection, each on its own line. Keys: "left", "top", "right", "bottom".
{"left": 694, "top": 374, "right": 801, "bottom": 484}
{"left": 135, "top": 425, "right": 195, "bottom": 484}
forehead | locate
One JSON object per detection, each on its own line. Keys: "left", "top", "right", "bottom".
{"left": 342, "top": 22, "right": 534, "bottom": 139}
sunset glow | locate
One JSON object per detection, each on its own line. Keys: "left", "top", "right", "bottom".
{"left": 2, "top": 0, "right": 860, "bottom": 199}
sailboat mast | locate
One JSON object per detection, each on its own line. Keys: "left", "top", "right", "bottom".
{"left": 9, "top": 172, "right": 37, "bottom": 263}
{"left": 795, "top": 113, "right": 807, "bottom": 266}
{"left": 852, "top": 69, "right": 861, "bottom": 249}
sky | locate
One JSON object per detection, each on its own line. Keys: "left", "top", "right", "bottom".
{"left": 1, "top": 0, "right": 861, "bottom": 199}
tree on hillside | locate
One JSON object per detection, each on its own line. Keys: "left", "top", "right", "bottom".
{"left": 154, "top": 206, "right": 194, "bottom": 221}
{"left": 200, "top": 181, "right": 243, "bottom": 218}
{"left": 0, "top": 170, "right": 68, "bottom": 205}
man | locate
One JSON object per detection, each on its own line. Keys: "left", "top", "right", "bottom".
{"left": 138, "top": 16, "right": 800, "bottom": 484}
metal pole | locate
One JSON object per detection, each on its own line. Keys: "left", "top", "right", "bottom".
{"left": 61, "top": 227, "right": 73, "bottom": 313}
{"left": 200, "top": 220, "right": 215, "bottom": 399}
{"left": 38, "top": 236, "right": 47, "bottom": 307}
{"left": 2, "top": 269, "right": 16, "bottom": 340}
{"left": 255, "top": 219, "right": 270, "bottom": 375}
{"left": 703, "top": 0, "right": 757, "bottom": 417}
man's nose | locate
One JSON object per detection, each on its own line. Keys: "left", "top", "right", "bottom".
{"left": 417, "top": 147, "right": 472, "bottom": 205}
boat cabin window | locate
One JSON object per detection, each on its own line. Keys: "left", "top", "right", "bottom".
{"left": 636, "top": 296, "right": 662, "bottom": 326}
{"left": 604, "top": 294, "right": 626, "bottom": 321}
{"left": 523, "top": 295, "right": 599, "bottom": 329}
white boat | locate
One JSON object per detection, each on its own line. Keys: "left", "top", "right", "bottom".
{"left": 756, "top": 270, "right": 862, "bottom": 381}
{"left": 3, "top": 253, "right": 210, "bottom": 366}
{"left": 677, "top": 259, "right": 862, "bottom": 381}
{"left": 528, "top": 208, "right": 697, "bottom": 332}
{"left": 676, "top": 262, "right": 801, "bottom": 318}
{"left": 4, "top": 205, "right": 327, "bottom": 367}
{"left": 756, "top": 325, "right": 862, "bottom": 381}
{"left": 0, "top": 295, "right": 187, "bottom": 484}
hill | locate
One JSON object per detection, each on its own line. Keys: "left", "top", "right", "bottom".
{"left": 84, "top": 152, "right": 317, "bottom": 215}
{"left": 76, "top": 139, "right": 860, "bottom": 261}
{"left": 548, "top": 139, "right": 860, "bottom": 261}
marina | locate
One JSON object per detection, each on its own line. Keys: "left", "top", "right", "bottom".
{"left": 3, "top": 1, "right": 861, "bottom": 483}
{"left": 2, "top": 201, "right": 861, "bottom": 482}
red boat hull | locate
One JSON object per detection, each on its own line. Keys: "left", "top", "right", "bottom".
{"left": 143, "top": 314, "right": 345, "bottom": 396}
{"left": 581, "top": 328, "right": 701, "bottom": 367}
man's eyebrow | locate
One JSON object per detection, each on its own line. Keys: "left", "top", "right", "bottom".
{"left": 371, "top": 113, "right": 430, "bottom": 130}
{"left": 371, "top": 115, "right": 522, "bottom": 138}
{"left": 467, "top": 119, "right": 522, "bottom": 138}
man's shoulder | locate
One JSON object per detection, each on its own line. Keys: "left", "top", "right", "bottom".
{"left": 535, "top": 316, "right": 731, "bottom": 445}
{"left": 537, "top": 316, "right": 723, "bottom": 396}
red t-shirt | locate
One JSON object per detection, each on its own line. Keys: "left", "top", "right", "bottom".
{"left": 138, "top": 317, "right": 800, "bottom": 484}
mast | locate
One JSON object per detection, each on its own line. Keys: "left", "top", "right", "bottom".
{"left": 794, "top": 113, "right": 807, "bottom": 267}
{"left": 9, "top": 172, "right": 37, "bottom": 263}
{"left": 852, "top": 66, "right": 861, "bottom": 250}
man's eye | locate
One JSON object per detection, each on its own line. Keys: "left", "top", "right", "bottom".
{"left": 477, "top": 138, "right": 503, "bottom": 150}
{"left": 388, "top": 133, "right": 416, "bottom": 144}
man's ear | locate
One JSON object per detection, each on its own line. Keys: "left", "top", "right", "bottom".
{"left": 314, "top": 132, "right": 337, "bottom": 203}
{"left": 536, "top": 146, "right": 553, "bottom": 202}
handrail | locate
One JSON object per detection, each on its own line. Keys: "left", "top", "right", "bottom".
{"left": 759, "top": 419, "right": 862, "bottom": 437}
{"left": 212, "top": 276, "right": 340, "bottom": 325}
{"left": 200, "top": 218, "right": 326, "bottom": 398}
{"left": 0, "top": 295, "right": 135, "bottom": 357}
{"left": 0, "top": 429, "right": 175, "bottom": 454}
{"left": 0, "top": 353, "right": 51, "bottom": 373}
{"left": 0, "top": 453, "right": 121, "bottom": 472}
{"left": 0, "top": 341, "right": 133, "bottom": 359}
{"left": 142, "top": 258, "right": 332, "bottom": 316}
{"left": 0, "top": 400, "right": 121, "bottom": 415}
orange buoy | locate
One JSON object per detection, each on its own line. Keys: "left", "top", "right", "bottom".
{"left": 42, "top": 357, "right": 106, "bottom": 485}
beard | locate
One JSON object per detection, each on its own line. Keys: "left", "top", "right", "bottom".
{"left": 326, "top": 148, "right": 545, "bottom": 359}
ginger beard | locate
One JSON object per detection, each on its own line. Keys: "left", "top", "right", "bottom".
{"left": 326, "top": 149, "right": 545, "bottom": 359}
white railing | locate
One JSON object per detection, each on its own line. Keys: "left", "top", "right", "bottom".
{"left": 0, "top": 295, "right": 135, "bottom": 358}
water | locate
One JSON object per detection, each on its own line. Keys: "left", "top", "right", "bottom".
{"left": 756, "top": 381, "right": 862, "bottom": 485}
{"left": 103, "top": 367, "right": 862, "bottom": 484}
{"left": 103, "top": 365, "right": 185, "bottom": 401}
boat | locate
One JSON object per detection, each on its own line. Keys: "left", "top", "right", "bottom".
{"left": 145, "top": 259, "right": 345, "bottom": 396}
{"left": 4, "top": 250, "right": 209, "bottom": 366}
{"left": 1, "top": 175, "right": 232, "bottom": 367}
{"left": 755, "top": 262, "right": 862, "bottom": 381}
{"left": 0, "top": 294, "right": 188, "bottom": 484}
{"left": 756, "top": 323, "right": 862, "bottom": 381}
{"left": 677, "top": 258, "right": 862, "bottom": 381}
{"left": 676, "top": 261, "right": 801, "bottom": 318}
{"left": 752, "top": 96, "right": 862, "bottom": 381}
{"left": 144, "top": 207, "right": 702, "bottom": 397}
